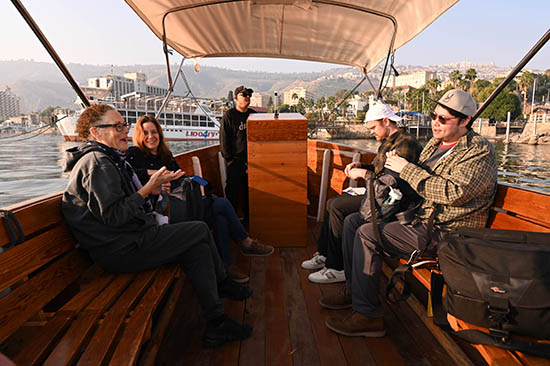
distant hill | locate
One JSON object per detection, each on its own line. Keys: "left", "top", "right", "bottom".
{"left": 0, "top": 59, "right": 530, "bottom": 113}
{"left": 0, "top": 60, "right": 380, "bottom": 112}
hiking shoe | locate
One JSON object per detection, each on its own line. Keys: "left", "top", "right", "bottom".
{"left": 203, "top": 315, "right": 252, "bottom": 347}
{"left": 326, "top": 311, "right": 385, "bottom": 337}
{"left": 319, "top": 286, "right": 352, "bottom": 310}
{"left": 227, "top": 266, "right": 249, "bottom": 284}
{"left": 240, "top": 239, "right": 274, "bottom": 257}
{"left": 301, "top": 252, "right": 326, "bottom": 270}
{"left": 218, "top": 277, "right": 252, "bottom": 300}
{"left": 308, "top": 267, "right": 345, "bottom": 284}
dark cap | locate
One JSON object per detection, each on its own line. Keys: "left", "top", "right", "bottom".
{"left": 234, "top": 85, "right": 253, "bottom": 97}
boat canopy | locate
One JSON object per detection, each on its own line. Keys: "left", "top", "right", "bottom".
{"left": 125, "top": 0, "right": 458, "bottom": 72}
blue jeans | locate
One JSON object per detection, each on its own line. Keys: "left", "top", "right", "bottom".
{"left": 169, "top": 195, "right": 248, "bottom": 266}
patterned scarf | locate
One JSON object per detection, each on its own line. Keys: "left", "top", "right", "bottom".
{"left": 90, "top": 141, "right": 155, "bottom": 215}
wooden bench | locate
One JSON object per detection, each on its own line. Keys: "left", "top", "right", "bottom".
{"left": 0, "top": 193, "right": 183, "bottom": 366}
{"left": 400, "top": 184, "right": 550, "bottom": 366}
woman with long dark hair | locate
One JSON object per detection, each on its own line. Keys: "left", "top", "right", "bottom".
{"left": 126, "top": 115, "right": 274, "bottom": 284}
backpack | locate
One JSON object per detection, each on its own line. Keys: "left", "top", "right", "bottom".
{"left": 359, "top": 174, "right": 403, "bottom": 222}
{"left": 430, "top": 227, "right": 550, "bottom": 358}
{"left": 170, "top": 176, "right": 214, "bottom": 223}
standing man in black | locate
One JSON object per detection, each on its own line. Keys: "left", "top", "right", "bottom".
{"left": 220, "top": 86, "right": 256, "bottom": 223}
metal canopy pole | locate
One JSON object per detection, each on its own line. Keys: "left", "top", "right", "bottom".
{"left": 11, "top": 0, "right": 90, "bottom": 107}
{"left": 159, "top": 0, "right": 398, "bottom": 98}
{"left": 472, "top": 28, "right": 550, "bottom": 122}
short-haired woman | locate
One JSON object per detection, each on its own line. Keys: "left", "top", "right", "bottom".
{"left": 62, "top": 104, "right": 252, "bottom": 347}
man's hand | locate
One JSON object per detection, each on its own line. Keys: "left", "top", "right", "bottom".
{"left": 385, "top": 150, "right": 409, "bottom": 174}
{"left": 348, "top": 168, "right": 368, "bottom": 180}
{"left": 344, "top": 161, "right": 361, "bottom": 177}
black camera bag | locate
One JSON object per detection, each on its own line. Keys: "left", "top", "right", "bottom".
{"left": 431, "top": 227, "right": 550, "bottom": 358}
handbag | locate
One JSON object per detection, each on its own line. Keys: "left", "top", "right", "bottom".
{"left": 430, "top": 227, "right": 550, "bottom": 358}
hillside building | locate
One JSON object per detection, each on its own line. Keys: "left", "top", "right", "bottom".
{"left": 250, "top": 92, "right": 271, "bottom": 108}
{"left": 388, "top": 70, "right": 438, "bottom": 89}
{"left": 0, "top": 87, "right": 21, "bottom": 119}
{"left": 283, "top": 87, "right": 313, "bottom": 105}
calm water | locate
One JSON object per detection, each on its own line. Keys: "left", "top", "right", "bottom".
{"left": 1, "top": 134, "right": 549, "bottom": 208}
{"left": 0, "top": 134, "right": 216, "bottom": 208}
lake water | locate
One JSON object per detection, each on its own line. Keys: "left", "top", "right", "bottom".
{"left": 1, "top": 134, "right": 549, "bottom": 208}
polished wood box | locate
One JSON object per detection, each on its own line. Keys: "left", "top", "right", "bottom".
{"left": 247, "top": 113, "right": 308, "bottom": 247}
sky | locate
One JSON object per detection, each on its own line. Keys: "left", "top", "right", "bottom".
{"left": 1, "top": 0, "right": 549, "bottom": 73}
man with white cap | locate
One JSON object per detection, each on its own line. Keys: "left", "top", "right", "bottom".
{"left": 325, "top": 89, "right": 497, "bottom": 338}
{"left": 303, "top": 101, "right": 421, "bottom": 284}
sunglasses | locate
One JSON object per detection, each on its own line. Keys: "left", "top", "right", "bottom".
{"left": 429, "top": 111, "right": 457, "bottom": 125}
{"left": 94, "top": 122, "right": 131, "bottom": 132}
{"left": 239, "top": 92, "right": 251, "bottom": 98}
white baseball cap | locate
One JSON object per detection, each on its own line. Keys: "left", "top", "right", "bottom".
{"left": 365, "top": 101, "right": 402, "bottom": 123}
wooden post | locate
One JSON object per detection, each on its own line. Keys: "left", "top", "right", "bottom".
{"left": 247, "top": 113, "right": 308, "bottom": 246}
{"left": 505, "top": 112, "right": 511, "bottom": 144}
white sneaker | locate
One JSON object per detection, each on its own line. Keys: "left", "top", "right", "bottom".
{"left": 308, "top": 267, "right": 346, "bottom": 284}
{"left": 301, "top": 252, "right": 326, "bottom": 270}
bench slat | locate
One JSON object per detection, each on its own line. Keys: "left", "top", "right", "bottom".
{"left": 43, "top": 273, "right": 135, "bottom": 366}
{"left": 76, "top": 270, "right": 159, "bottom": 366}
{"left": 493, "top": 185, "right": 550, "bottom": 226}
{"left": 489, "top": 211, "right": 550, "bottom": 232}
{"left": 0, "top": 250, "right": 90, "bottom": 343}
{"left": 1, "top": 194, "right": 64, "bottom": 247}
{"left": 109, "top": 266, "right": 180, "bottom": 366}
{"left": 13, "top": 270, "right": 114, "bottom": 366}
{"left": 0, "top": 224, "right": 75, "bottom": 291}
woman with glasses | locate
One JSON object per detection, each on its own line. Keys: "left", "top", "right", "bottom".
{"left": 126, "top": 114, "right": 274, "bottom": 284}
{"left": 62, "top": 104, "right": 253, "bottom": 347}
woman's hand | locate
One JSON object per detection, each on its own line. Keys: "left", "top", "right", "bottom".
{"left": 138, "top": 167, "right": 184, "bottom": 198}
{"left": 344, "top": 161, "right": 361, "bottom": 177}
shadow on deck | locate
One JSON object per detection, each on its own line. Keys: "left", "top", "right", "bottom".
{"left": 154, "top": 219, "right": 485, "bottom": 366}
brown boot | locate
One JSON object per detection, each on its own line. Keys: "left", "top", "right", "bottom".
{"left": 226, "top": 266, "right": 249, "bottom": 284}
{"left": 326, "top": 311, "right": 385, "bottom": 337}
{"left": 240, "top": 239, "right": 274, "bottom": 257}
{"left": 319, "top": 286, "right": 352, "bottom": 310}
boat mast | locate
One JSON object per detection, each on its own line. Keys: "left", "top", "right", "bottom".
{"left": 11, "top": 0, "right": 90, "bottom": 108}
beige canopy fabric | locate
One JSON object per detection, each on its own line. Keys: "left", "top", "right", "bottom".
{"left": 125, "top": 0, "right": 458, "bottom": 71}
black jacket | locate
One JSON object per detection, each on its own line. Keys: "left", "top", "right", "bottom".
{"left": 219, "top": 107, "right": 256, "bottom": 163}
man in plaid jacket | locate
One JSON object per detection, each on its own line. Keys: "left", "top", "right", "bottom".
{"left": 324, "top": 89, "right": 498, "bottom": 338}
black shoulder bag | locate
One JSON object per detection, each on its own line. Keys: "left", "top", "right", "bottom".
{"left": 426, "top": 227, "right": 550, "bottom": 358}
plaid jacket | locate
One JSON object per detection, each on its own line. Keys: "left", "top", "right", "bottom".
{"left": 400, "top": 130, "right": 497, "bottom": 231}
{"left": 361, "top": 129, "right": 423, "bottom": 175}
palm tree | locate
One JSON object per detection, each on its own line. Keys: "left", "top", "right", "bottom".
{"left": 518, "top": 71, "right": 535, "bottom": 115}
{"left": 316, "top": 97, "right": 326, "bottom": 121}
{"left": 450, "top": 70, "right": 462, "bottom": 88}
{"left": 465, "top": 68, "right": 477, "bottom": 92}
{"left": 425, "top": 78, "right": 441, "bottom": 96}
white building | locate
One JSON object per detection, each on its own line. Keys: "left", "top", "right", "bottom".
{"left": 283, "top": 87, "right": 313, "bottom": 105}
{"left": 347, "top": 95, "right": 367, "bottom": 117}
{"left": 250, "top": 92, "right": 271, "bottom": 108}
{"left": 87, "top": 73, "right": 169, "bottom": 99}
{"left": 0, "top": 87, "right": 21, "bottom": 119}
{"left": 388, "top": 71, "right": 438, "bottom": 89}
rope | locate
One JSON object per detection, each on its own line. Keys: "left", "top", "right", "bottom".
{"left": 0, "top": 210, "right": 25, "bottom": 248}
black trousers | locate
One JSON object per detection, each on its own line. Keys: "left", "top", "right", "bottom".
{"left": 225, "top": 160, "right": 249, "bottom": 220}
{"left": 317, "top": 194, "right": 364, "bottom": 270}
{"left": 94, "top": 221, "right": 226, "bottom": 321}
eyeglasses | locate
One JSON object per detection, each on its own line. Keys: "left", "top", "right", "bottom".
{"left": 239, "top": 93, "right": 251, "bottom": 98}
{"left": 94, "top": 122, "right": 131, "bottom": 132}
{"left": 429, "top": 111, "right": 457, "bottom": 125}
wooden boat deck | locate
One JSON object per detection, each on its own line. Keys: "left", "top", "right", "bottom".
{"left": 154, "top": 218, "right": 485, "bottom": 366}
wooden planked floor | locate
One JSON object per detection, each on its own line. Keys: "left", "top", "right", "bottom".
{"left": 155, "top": 219, "right": 479, "bottom": 366}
